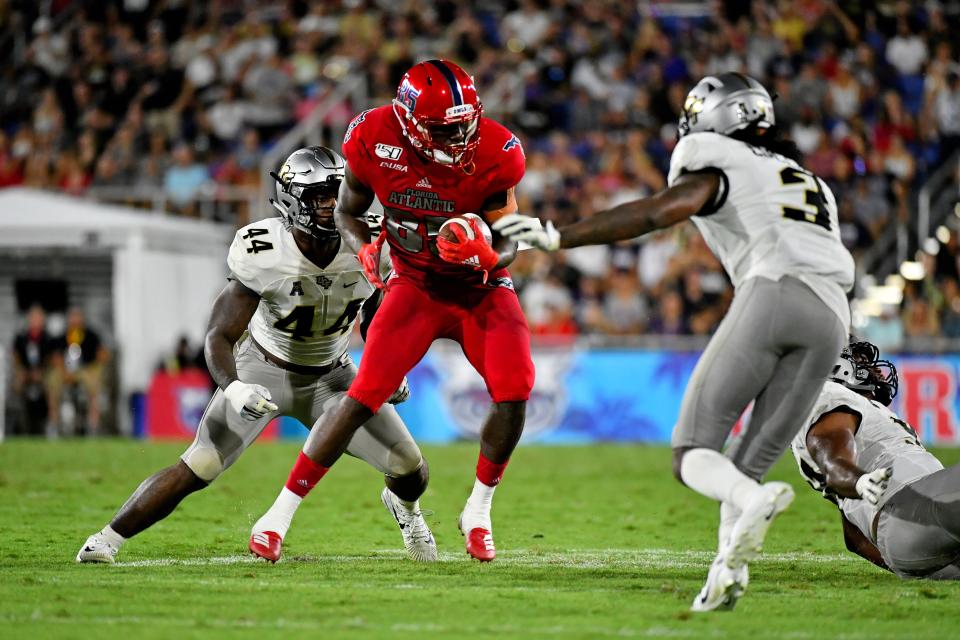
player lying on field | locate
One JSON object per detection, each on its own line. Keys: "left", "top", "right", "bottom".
{"left": 77, "top": 146, "right": 436, "bottom": 564}
{"left": 252, "top": 59, "right": 533, "bottom": 563}
{"left": 792, "top": 338, "right": 960, "bottom": 580}
{"left": 495, "top": 72, "right": 855, "bottom": 609}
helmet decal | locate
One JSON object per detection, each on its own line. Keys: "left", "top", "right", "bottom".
{"left": 397, "top": 79, "right": 421, "bottom": 112}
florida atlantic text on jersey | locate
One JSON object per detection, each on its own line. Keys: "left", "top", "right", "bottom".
{"left": 342, "top": 105, "right": 525, "bottom": 288}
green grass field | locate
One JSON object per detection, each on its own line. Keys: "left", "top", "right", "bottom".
{"left": 1, "top": 440, "right": 958, "bottom": 639}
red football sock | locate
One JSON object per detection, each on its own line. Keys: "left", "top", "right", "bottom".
{"left": 284, "top": 451, "right": 329, "bottom": 497}
{"left": 476, "top": 452, "right": 509, "bottom": 487}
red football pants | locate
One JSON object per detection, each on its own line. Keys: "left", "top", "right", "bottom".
{"left": 348, "top": 277, "right": 535, "bottom": 413}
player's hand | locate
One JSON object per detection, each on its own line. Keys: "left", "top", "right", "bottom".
{"left": 224, "top": 380, "right": 278, "bottom": 421}
{"left": 492, "top": 213, "right": 560, "bottom": 252}
{"left": 387, "top": 376, "right": 410, "bottom": 404}
{"left": 855, "top": 467, "right": 892, "bottom": 505}
{"left": 437, "top": 218, "right": 499, "bottom": 275}
{"left": 357, "top": 230, "right": 387, "bottom": 290}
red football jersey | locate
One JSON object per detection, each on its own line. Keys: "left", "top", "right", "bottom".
{"left": 341, "top": 105, "right": 525, "bottom": 288}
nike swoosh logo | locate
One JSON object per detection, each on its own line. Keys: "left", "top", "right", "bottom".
{"left": 343, "top": 281, "right": 359, "bottom": 288}
{"left": 765, "top": 503, "right": 777, "bottom": 520}
{"left": 84, "top": 546, "right": 95, "bottom": 552}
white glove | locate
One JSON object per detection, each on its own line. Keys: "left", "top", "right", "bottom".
{"left": 855, "top": 467, "right": 892, "bottom": 505}
{"left": 223, "top": 380, "right": 278, "bottom": 421}
{"left": 387, "top": 376, "right": 410, "bottom": 405}
{"left": 492, "top": 213, "right": 561, "bottom": 251}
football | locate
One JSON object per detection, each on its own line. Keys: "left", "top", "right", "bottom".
{"left": 438, "top": 213, "right": 493, "bottom": 245}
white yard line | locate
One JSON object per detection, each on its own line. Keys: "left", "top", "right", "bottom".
{"left": 113, "top": 548, "right": 856, "bottom": 569}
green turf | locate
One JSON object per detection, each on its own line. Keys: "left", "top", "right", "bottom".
{"left": 1, "top": 440, "right": 958, "bottom": 639}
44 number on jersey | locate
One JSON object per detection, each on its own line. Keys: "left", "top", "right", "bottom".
{"left": 273, "top": 300, "right": 365, "bottom": 340}
{"left": 243, "top": 228, "right": 274, "bottom": 254}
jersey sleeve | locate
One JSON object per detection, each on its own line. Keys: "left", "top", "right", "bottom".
{"left": 488, "top": 132, "right": 526, "bottom": 194}
{"left": 667, "top": 132, "right": 730, "bottom": 215}
{"left": 226, "top": 222, "right": 283, "bottom": 295}
{"left": 341, "top": 108, "right": 377, "bottom": 187}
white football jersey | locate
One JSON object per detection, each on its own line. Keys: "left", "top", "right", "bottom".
{"left": 667, "top": 132, "right": 855, "bottom": 329}
{"left": 227, "top": 217, "right": 389, "bottom": 367}
{"left": 791, "top": 381, "right": 943, "bottom": 543}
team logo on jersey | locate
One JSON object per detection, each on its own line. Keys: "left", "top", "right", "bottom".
{"left": 431, "top": 345, "right": 571, "bottom": 441}
{"left": 290, "top": 280, "right": 304, "bottom": 296}
{"left": 397, "top": 79, "right": 421, "bottom": 112}
{"left": 375, "top": 143, "right": 403, "bottom": 160}
{"left": 502, "top": 135, "right": 523, "bottom": 154}
{"left": 316, "top": 275, "right": 333, "bottom": 289}
{"left": 343, "top": 108, "right": 372, "bottom": 143}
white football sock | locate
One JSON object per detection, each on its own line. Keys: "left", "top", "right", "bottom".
{"left": 718, "top": 502, "right": 742, "bottom": 550}
{"left": 679, "top": 448, "right": 761, "bottom": 511}
{"left": 100, "top": 525, "right": 126, "bottom": 548}
{"left": 253, "top": 487, "right": 302, "bottom": 539}
{"left": 462, "top": 478, "right": 495, "bottom": 530}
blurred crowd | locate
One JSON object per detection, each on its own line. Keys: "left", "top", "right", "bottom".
{"left": 2, "top": 1, "right": 960, "bottom": 339}
{"left": 9, "top": 305, "right": 111, "bottom": 436}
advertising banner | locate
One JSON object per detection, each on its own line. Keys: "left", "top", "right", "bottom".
{"left": 144, "top": 347, "right": 960, "bottom": 445}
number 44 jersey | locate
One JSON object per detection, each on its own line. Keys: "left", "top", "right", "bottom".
{"left": 667, "top": 131, "right": 855, "bottom": 328}
{"left": 227, "top": 217, "right": 389, "bottom": 367}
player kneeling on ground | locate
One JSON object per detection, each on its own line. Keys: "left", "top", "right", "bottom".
{"left": 793, "top": 338, "right": 960, "bottom": 580}
{"left": 77, "top": 146, "right": 435, "bottom": 564}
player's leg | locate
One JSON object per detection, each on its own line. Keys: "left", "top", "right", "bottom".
{"left": 876, "top": 463, "right": 960, "bottom": 579}
{"left": 77, "top": 341, "right": 285, "bottom": 563}
{"left": 251, "top": 360, "right": 435, "bottom": 561}
{"left": 672, "top": 278, "right": 803, "bottom": 610}
{"left": 278, "top": 280, "right": 446, "bottom": 485}
{"left": 454, "top": 286, "right": 535, "bottom": 561}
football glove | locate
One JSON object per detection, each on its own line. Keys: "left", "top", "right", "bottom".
{"left": 855, "top": 467, "right": 892, "bottom": 505}
{"left": 437, "top": 217, "right": 499, "bottom": 280}
{"left": 224, "top": 380, "right": 278, "bottom": 421}
{"left": 387, "top": 376, "right": 410, "bottom": 404}
{"left": 357, "top": 230, "right": 387, "bottom": 290}
{"left": 492, "top": 213, "right": 561, "bottom": 252}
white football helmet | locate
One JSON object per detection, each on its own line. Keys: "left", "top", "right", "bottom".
{"left": 270, "top": 146, "right": 345, "bottom": 239}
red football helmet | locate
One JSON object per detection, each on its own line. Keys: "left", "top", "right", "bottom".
{"left": 392, "top": 59, "right": 483, "bottom": 168}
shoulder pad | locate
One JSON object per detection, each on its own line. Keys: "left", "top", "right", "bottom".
{"left": 227, "top": 218, "right": 286, "bottom": 294}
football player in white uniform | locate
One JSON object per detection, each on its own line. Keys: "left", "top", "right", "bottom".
{"left": 495, "top": 72, "right": 855, "bottom": 610}
{"left": 77, "top": 146, "right": 437, "bottom": 564}
{"left": 793, "top": 339, "right": 960, "bottom": 580}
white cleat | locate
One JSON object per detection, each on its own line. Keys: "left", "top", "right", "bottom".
{"left": 726, "top": 481, "right": 795, "bottom": 568}
{"left": 381, "top": 488, "right": 438, "bottom": 562}
{"left": 76, "top": 534, "right": 118, "bottom": 564}
{"left": 691, "top": 552, "right": 748, "bottom": 612}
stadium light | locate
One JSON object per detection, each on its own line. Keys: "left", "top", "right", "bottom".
{"left": 899, "top": 261, "right": 925, "bottom": 281}
{"left": 936, "top": 225, "right": 952, "bottom": 244}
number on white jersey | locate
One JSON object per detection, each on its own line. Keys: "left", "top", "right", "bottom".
{"left": 779, "top": 167, "right": 831, "bottom": 231}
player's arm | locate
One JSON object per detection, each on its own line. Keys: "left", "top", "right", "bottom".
{"left": 806, "top": 410, "right": 891, "bottom": 503}
{"left": 493, "top": 173, "right": 720, "bottom": 250}
{"left": 840, "top": 512, "right": 891, "bottom": 571}
{"left": 334, "top": 166, "right": 376, "bottom": 254}
{"left": 204, "top": 280, "right": 261, "bottom": 391}
{"left": 483, "top": 187, "right": 519, "bottom": 269}
{"left": 204, "top": 280, "right": 278, "bottom": 420}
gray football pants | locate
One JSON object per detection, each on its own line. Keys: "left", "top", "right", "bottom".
{"left": 877, "top": 463, "right": 960, "bottom": 579}
{"left": 672, "top": 276, "right": 847, "bottom": 481}
{"left": 180, "top": 338, "right": 422, "bottom": 482}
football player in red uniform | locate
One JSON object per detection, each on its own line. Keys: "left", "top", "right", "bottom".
{"left": 261, "top": 60, "right": 533, "bottom": 562}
